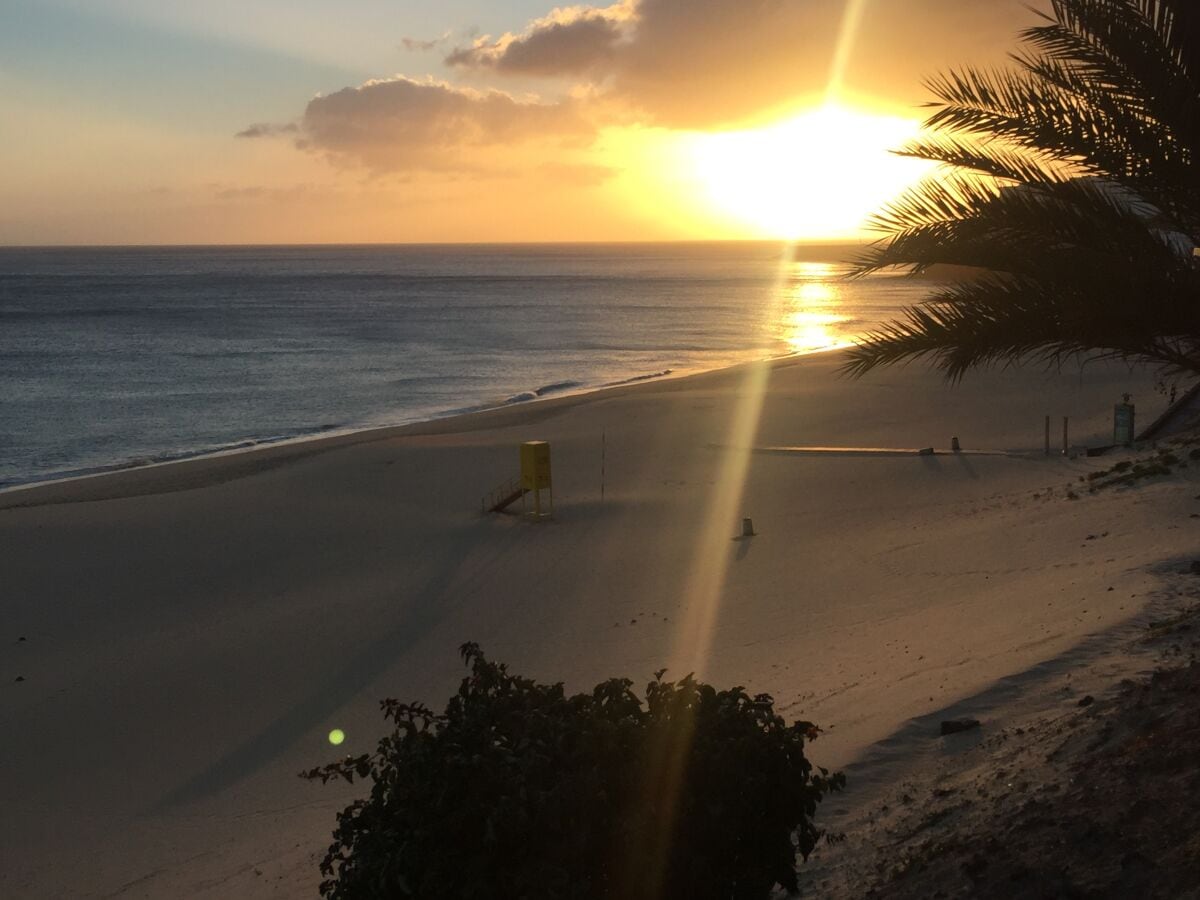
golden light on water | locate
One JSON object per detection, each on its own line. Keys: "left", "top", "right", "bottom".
{"left": 783, "top": 310, "right": 847, "bottom": 353}
{"left": 780, "top": 263, "right": 854, "bottom": 353}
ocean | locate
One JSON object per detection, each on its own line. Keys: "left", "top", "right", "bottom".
{"left": 0, "top": 242, "right": 931, "bottom": 488}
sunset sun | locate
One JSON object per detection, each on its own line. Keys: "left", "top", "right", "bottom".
{"left": 686, "top": 104, "right": 936, "bottom": 240}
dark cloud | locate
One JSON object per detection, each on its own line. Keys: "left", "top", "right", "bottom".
{"left": 445, "top": 0, "right": 1044, "bottom": 128}
{"left": 276, "top": 76, "right": 593, "bottom": 173}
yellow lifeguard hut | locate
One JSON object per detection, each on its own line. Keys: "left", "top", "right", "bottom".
{"left": 520, "top": 440, "right": 553, "bottom": 518}
{"left": 482, "top": 440, "right": 554, "bottom": 518}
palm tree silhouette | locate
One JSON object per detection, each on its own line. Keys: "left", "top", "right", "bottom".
{"left": 845, "top": 0, "right": 1200, "bottom": 381}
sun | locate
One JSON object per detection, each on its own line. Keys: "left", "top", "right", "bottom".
{"left": 685, "top": 104, "right": 936, "bottom": 240}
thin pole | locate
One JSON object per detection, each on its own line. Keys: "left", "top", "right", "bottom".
{"left": 1062, "top": 416, "right": 1069, "bottom": 455}
{"left": 601, "top": 431, "right": 606, "bottom": 503}
{"left": 1044, "top": 415, "right": 1050, "bottom": 456}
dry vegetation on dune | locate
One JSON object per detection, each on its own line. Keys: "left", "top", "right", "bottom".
{"left": 861, "top": 638, "right": 1200, "bottom": 899}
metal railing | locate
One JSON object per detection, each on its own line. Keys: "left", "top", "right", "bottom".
{"left": 482, "top": 475, "right": 525, "bottom": 513}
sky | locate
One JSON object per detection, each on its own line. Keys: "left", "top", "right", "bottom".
{"left": 0, "top": 0, "right": 1046, "bottom": 245}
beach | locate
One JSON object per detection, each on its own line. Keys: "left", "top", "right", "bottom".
{"left": 1, "top": 351, "right": 1192, "bottom": 898}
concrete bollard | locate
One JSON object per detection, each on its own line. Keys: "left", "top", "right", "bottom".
{"left": 742, "top": 517, "right": 756, "bottom": 537}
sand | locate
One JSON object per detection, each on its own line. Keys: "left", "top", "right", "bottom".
{"left": 801, "top": 579, "right": 1200, "bottom": 898}
{"left": 0, "top": 351, "right": 1191, "bottom": 897}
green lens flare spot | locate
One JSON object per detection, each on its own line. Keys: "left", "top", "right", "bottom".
{"left": 328, "top": 729, "right": 346, "bottom": 746}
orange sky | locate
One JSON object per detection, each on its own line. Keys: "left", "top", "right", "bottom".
{"left": 1, "top": 0, "right": 1047, "bottom": 245}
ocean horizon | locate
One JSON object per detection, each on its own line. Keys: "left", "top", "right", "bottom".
{"left": 0, "top": 241, "right": 930, "bottom": 488}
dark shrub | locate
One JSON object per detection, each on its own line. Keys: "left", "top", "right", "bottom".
{"left": 302, "top": 643, "right": 843, "bottom": 899}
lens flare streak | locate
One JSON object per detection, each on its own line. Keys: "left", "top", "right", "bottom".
{"left": 627, "top": 248, "right": 789, "bottom": 897}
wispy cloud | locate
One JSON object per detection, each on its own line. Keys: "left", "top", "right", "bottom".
{"left": 235, "top": 122, "right": 299, "bottom": 139}
{"left": 400, "top": 31, "right": 452, "bottom": 53}
{"left": 538, "top": 161, "right": 620, "bottom": 186}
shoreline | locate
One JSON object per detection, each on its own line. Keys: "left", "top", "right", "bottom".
{"left": 4, "top": 239, "right": 873, "bottom": 501}
{"left": 0, "top": 350, "right": 823, "bottom": 507}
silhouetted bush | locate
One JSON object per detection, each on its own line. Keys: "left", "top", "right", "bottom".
{"left": 302, "top": 643, "right": 843, "bottom": 899}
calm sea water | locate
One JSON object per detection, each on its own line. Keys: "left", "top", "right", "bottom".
{"left": 0, "top": 242, "right": 930, "bottom": 487}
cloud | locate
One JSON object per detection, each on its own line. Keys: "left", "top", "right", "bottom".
{"left": 445, "top": 0, "right": 1041, "bottom": 128}
{"left": 235, "top": 122, "right": 298, "bottom": 139}
{"left": 445, "top": 6, "right": 629, "bottom": 77}
{"left": 241, "top": 76, "right": 595, "bottom": 174}
{"left": 444, "top": 0, "right": 834, "bottom": 127}
{"left": 400, "top": 31, "right": 451, "bottom": 52}
{"left": 538, "top": 161, "right": 620, "bottom": 186}
{"left": 211, "top": 185, "right": 319, "bottom": 202}
{"left": 242, "top": 1, "right": 1041, "bottom": 175}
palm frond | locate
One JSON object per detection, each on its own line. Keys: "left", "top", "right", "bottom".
{"left": 845, "top": 0, "right": 1200, "bottom": 381}
{"left": 852, "top": 174, "right": 1187, "bottom": 277}
{"left": 895, "top": 134, "right": 1081, "bottom": 185}
{"left": 842, "top": 271, "right": 1200, "bottom": 382}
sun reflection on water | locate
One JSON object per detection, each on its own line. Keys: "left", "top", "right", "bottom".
{"left": 780, "top": 262, "right": 854, "bottom": 353}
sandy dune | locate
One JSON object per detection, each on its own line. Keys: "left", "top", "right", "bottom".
{"left": 0, "top": 352, "right": 1189, "bottom": 897}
